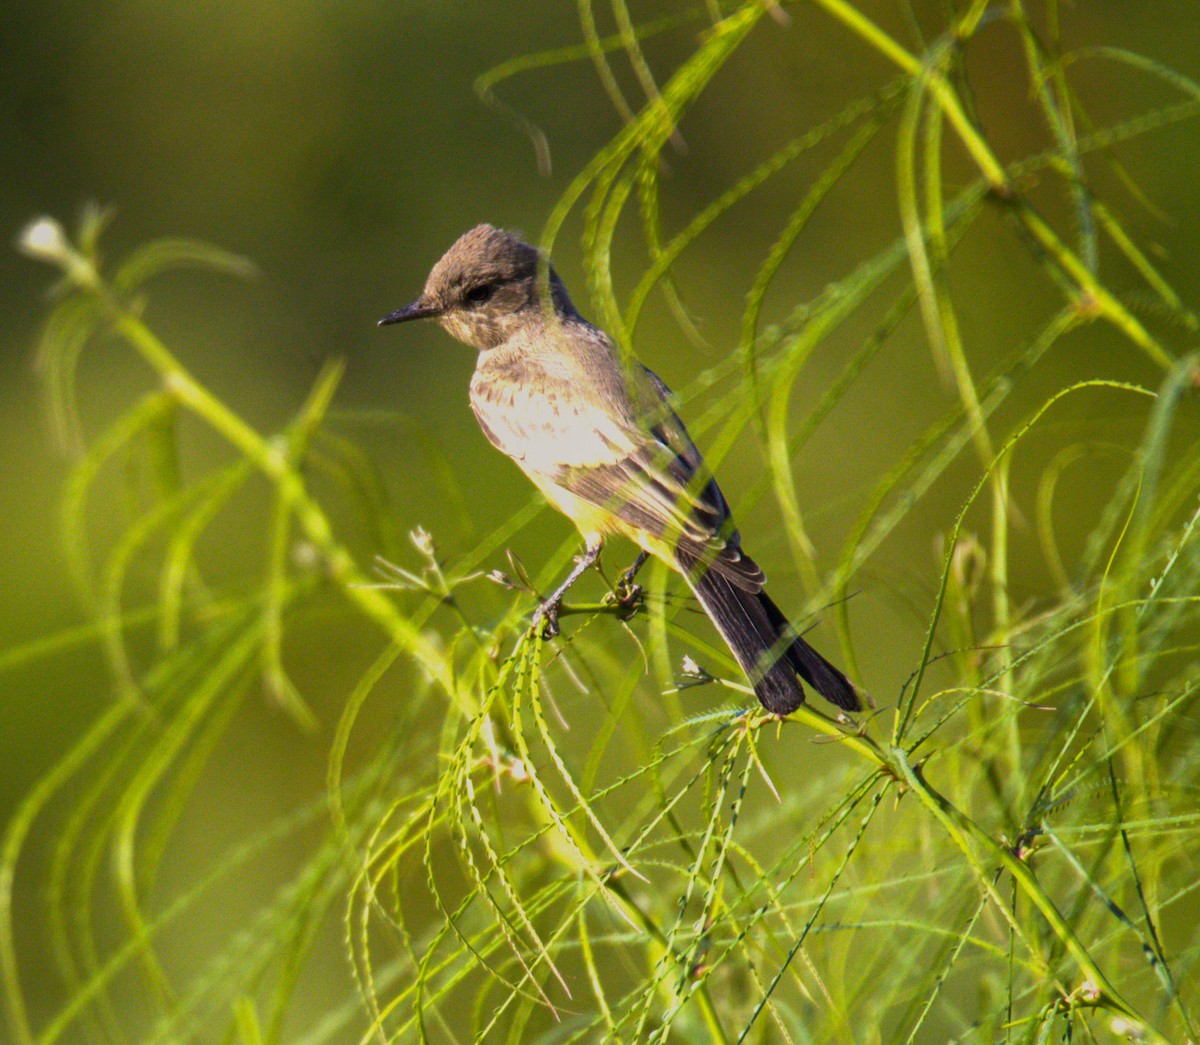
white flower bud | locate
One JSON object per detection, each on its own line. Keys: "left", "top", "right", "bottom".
{"left": 17, "top": 217, "right": 71, "bottom": 264}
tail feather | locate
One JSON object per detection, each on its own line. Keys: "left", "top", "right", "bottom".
{"left": 759, "top": 594, "right": 861, "bottom": 712}
{"left": 681, "top": 551, "right": 861, "bottom": 715}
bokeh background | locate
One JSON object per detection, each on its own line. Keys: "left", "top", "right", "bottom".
{"left": 2, "top": 0, "right": 1198, "bottom": 1039}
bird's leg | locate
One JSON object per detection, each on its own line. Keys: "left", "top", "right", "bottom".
{"left": 607, "top": 550, "right": 648, "bottom": 616}
{"left": 532, "top": 540, "right": 603, "bottom": 638}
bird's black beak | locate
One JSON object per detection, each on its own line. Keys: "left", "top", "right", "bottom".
{"left": 377, "top": 297, "right": 443, "bottom": 326}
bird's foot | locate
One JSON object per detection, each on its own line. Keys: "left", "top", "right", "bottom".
{"left": 603, "top": 579, "right": 643, "bottom": 620}
{"left": 529, "top": 542, "right": 604, "bottom": 639}
{"left": 530, "top": 598, "right": 561, "bottom": 639}
{"left": 604, "top": 552, "right": 647, "bottom": 619}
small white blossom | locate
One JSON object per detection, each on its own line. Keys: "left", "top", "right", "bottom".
{"left": 410, "top": 526, "right": 435, "bottom": 557}
{"left": 17, "top": 217, "right": 71, "bottom": 264}
{"left": 17, "top": 215, "right": 98, "bottom": 287}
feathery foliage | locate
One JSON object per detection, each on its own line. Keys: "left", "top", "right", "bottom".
{"left": 6, "top": 2, "right": 1200, "bottom": 1042}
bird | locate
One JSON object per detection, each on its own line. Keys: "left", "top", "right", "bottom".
{"left": 378, "top": 224, "right": 861, "bottom": 716}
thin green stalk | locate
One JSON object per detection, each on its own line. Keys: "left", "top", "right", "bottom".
{"left": 80, "top": 287, "right": 462, "bottom": 709}
{"left": 810, "top": 0, "right": 1007, "bottom": 189}
{"left": 893, "top": 749, "right": 1169, "bottom": 1044}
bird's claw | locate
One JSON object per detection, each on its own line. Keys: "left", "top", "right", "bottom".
{"left": 531, "top": 600, "right": 561, "bottom": 639}
{"left": 603, "top": 580, "right": 644, "bottom": 620}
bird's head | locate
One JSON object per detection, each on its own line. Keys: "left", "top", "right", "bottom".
{"left": 378, "top": 224, "right": 575, "bottom": 350}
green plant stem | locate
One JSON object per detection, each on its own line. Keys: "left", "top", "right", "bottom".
{"left": 0, "top": 703, "right": 131, "bottom": 1045}
{"left": 786, "top": 686, "right": 1169, "bottom": 1040}
{"left": 810, "top": 0, "right": 1006, "bottom": 190}
{"left": 1009, "top": 202, "right": 1174, "bottom": 370}
{"left": 97, "top": 298, "right": 464, "bottom": 711}
{"left": 892, "top": 748, "right": 1169, "bottom": 1045}
{"left": 812, "top": 0, "right": 1176, "bottom": 373}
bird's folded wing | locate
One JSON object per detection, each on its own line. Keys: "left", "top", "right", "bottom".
{"left": 554, "top": 423, "right": 765, "bottom": 591}
{"left": 470, "top": 354, "right": 763, "bottom": 589}
{"left": 556, "top": 436, "right": 721, "bottom": 543}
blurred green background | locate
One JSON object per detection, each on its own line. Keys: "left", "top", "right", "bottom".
{"left": 2, "top": 1, "right": 1198, "bottom": 1039}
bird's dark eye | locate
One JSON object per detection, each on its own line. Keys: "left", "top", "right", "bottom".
{"left": 464, "top": 283, "right": 494, "bottom": 305}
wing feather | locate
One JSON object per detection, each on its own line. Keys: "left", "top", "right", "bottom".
{"left": 470, "top": 342, "right": 764, "bottom": 590}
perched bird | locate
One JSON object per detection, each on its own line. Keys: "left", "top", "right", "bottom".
{"left": 379, "top": 225, "right": 860, "bottom": 716}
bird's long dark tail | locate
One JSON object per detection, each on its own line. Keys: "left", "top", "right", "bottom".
{"left": 680, "top": 553, "right": 861, "bottom": 716}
